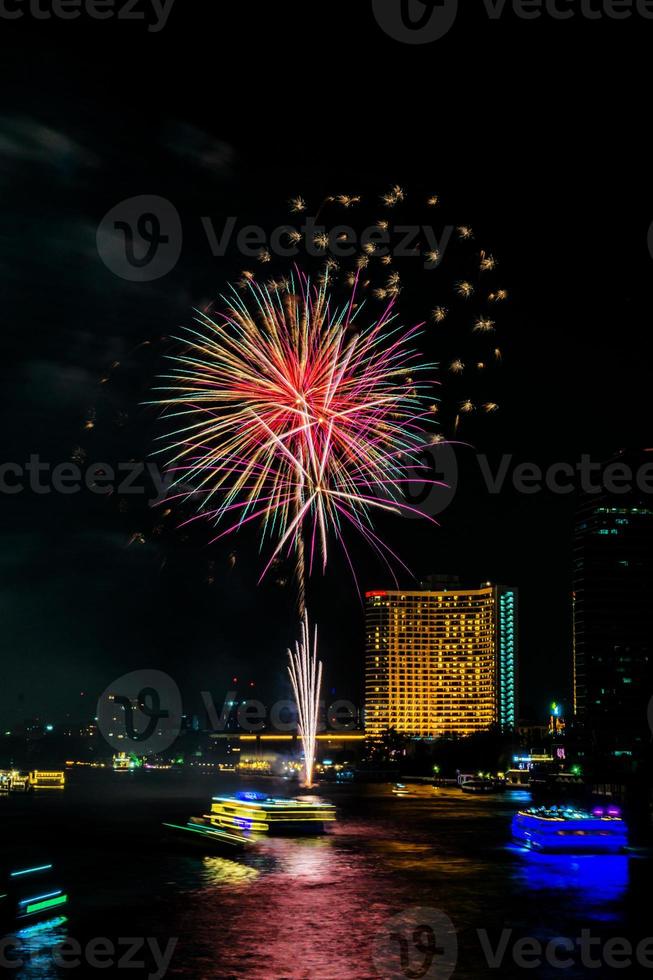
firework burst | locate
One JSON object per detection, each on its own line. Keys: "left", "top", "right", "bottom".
{"left": 151, "top": 269, "right": 437, "bottom": 597}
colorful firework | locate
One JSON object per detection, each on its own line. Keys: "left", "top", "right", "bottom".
{"left": 150, "top": 269, "right": 437, "bottom": 598}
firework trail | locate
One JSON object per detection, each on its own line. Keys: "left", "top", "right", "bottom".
{"left": 287, "top": 612, "right": 322, "bottom": 789}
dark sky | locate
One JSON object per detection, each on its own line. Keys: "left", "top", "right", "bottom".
{"left": 2, "top": 2, "right": 652, "bottom": 727}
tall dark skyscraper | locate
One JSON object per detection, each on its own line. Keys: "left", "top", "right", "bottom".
{"left": 573, "top": 458, "right": 653, "bottom": 751}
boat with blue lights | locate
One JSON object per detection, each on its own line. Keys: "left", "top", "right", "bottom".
{"left": 512, "top": 805, "right": 628, "bottom": 853}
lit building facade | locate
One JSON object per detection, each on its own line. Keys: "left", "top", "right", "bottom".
{"left": 365, "top": 582, "right": 518, "bottom": 737}
{"left": 573, "top": 478, "right": 653, "bottom": 750}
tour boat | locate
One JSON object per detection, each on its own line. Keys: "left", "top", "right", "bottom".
{"left": 206, "top": 791, "right": 336, "bottom": 836}
{"left": 512, "top": 805, "right": 628, "bottom": 853}
{"left": 28, "top": 770, "right": 65, "bottom": 790}
{"left": 461, "top": 777, "right": 505, "bottom": 794}
{"left": 164, "top": 791, "right": 336, "bottom": 849}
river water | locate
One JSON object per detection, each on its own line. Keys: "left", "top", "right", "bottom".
{"left": 2, "top": 771, "right": 651, "bottom": 979}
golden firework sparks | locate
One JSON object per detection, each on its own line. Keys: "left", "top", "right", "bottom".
{"left": 456, "top": 281, "right": 474, "bottom": 298}
{"left": 480, "top": 251, "right": 496, "bottom": 272}
{"left": 432, "top": 306, "right": 448, "bottom": 323}
{"left": 474, "top": 316, "right": 495, "bottom": 332}
{"left": 336, "top": 194, "right": 361, "bottom": 207}
{"left": 381, "top": 184, "right": 406, "bottom": 206}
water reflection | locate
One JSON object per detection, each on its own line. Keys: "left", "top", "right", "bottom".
{"left": 10, "top": 915, "right": 68, "bottom": 980}
{"left": 200, "top": 855, "right": 259, "bottom": 887}
{"left": 4, "top": 773, "right": 650, "bottom": 979}
{"left": 510, "top": 846, "right": 629, "bottom": 920}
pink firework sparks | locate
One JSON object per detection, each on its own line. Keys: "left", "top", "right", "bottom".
{"left": 151, "top": 269, "right": 439, "bottom": 592}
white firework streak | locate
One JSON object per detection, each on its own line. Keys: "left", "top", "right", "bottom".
{"left": 287, "top": 611, "right": 323, "bottom": 789}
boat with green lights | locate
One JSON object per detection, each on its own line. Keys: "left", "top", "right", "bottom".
{"left": 0, "top": 861, "right": 68, "bottom": 927}
{"left": 162, "top": 818, "right": 251, "bottom": 850}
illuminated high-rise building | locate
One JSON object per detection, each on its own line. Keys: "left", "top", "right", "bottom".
{"left": 364, "top": 581, "right": 518, "bottom": 737}
{"left": 573, "top": 466, "right": 653, "bottom": 750}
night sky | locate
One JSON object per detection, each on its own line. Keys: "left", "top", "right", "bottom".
{"left": 2, "top": 3, "right": 652, "bottom": 728}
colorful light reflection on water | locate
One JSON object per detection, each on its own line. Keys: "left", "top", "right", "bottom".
{"left": 509, "top": 847, "right": 629, "bottom": 920}
{"left": 1, "top": 774, "right": 650, "bottom": 979}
